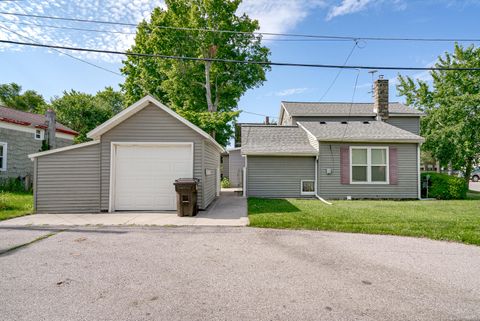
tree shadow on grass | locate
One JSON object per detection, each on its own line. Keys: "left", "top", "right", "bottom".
{"left": 248, "top": 198, "right": 301, "bottom": 214}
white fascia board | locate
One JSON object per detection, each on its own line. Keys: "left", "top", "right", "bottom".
{"left": 87, "top": 95, "right": 225, "bottom": 153}
{"left": 29, "top": 140, "right": 100, "bottom": 159}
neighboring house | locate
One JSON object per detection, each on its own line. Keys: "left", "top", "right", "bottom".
{"left": 222, "top": 147, "right": 244, "bottom": 187}
{"left": 241, "top": 77, "right": 425, "bottom": 199}
{"left": 0, "top": 106, "right": 77, "bottom": 184}
{"left": 29, "top": 95, "right": 224, "bottom": 213}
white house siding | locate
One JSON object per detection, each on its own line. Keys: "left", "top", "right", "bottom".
{"left": 99, "top": 103, "right": 209, "bottom": 211}
{"left": 228, "top": 149, "right": 245, "bottom": 187}
{"left": 247, "top": 156, "right": 315, "bottom": 198}
{"left": 35, "top": 143, "right": 100, "bottom": 213}
{"left": 203, "top": 141, "right": 220, "bottom": 208}
{"left": 317, "top": 142, "right": 419, "bottom": 199}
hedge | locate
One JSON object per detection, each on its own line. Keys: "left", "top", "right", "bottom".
{"left": 421, "top": 172, "right": 468, "bottom": 200}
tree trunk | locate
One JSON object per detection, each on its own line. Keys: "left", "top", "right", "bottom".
{"left": 464, "top": 158, "right": 473, "bottom": 189}
{"left": 436, "top": 160, "right": 440, "bottom": 173}
{"left": 204, "top": 61, "right": 215, "bottom": 113}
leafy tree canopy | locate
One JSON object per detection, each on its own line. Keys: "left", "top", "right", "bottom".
{"left": 51, "top": 88, "right": 125, "bottom": 142}
{"left": 0, "top": 82, "right": 47, "bottom": 113}
{"left": 397, "top": 43, "right": 480, "bottom": 184}
{"left": 121, "top": 0, "right": 271, "bottom": 145}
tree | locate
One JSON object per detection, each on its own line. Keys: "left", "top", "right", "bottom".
{"left": 121, "top": 0, "right": 270, "bottom": 145}
{"left": 51, "top": 89, "right": 123, "bottom": 142}
{"left": 0, "top": 82, "right": 47, "bottom": 113}
{"left": 397, "top": 43, "right": 480, "bottom": 186}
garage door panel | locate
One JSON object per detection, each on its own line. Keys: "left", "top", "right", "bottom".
{"left": 114, "top": 144, "right": 193, "bottom": 211}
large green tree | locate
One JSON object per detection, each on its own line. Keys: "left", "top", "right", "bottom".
{"left": 51, "top": 88, "right": 125, "bottom": 142}
{"left": 121, "top": 0, "right": 270, "bottom": 145}
{"left": 397, "top": 43, "right": 480, "bottom": 185}
{"left": 0, "top": 82, "right": 47, "bottom": 113}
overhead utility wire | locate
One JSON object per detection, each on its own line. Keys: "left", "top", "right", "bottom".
{"left": 319, "top": 41, "right": 358, "bottom": 101}
{"left": 0, "top": 28, "right": 122, "bottom": 76}
{"left": 2, "top": 39, "right": 480, "bottom": 71}
{"left": 0, "top": 19, "right": 351, "bottom": 42}
{"left": 1, "top": 11, "right": 480, "bottom": 43}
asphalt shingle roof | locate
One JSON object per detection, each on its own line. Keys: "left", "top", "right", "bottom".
{"left": 241, "top": 125, "right": 318, "bottom": 155}
{"left": 281, "top": 102, "right": 423, "bottom": 117}
{"left": 0, "top": 105, "right": 77, "bottom": 134}
{"left": 299, "top": 121, "right": 424, "bottom": 143}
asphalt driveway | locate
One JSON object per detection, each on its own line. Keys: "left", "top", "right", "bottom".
{"left": 1, "top": 227, "right": 479, "bottom": 321}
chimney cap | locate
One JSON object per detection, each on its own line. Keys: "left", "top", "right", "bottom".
{"left": 378, "top": 75, "right": 384, "bottom": 80}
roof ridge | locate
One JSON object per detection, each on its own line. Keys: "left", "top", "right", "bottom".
{"left": 281, "top": 101, "right": 402, "bottom": 104}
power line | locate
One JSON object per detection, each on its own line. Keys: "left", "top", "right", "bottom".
{"left": 1, "top": 11, "right": 480, "bottom": 43}
{"left": 319, "top": 41, "right": 358, "bottom": 102}
{"left": 242, "top": 110, "right": 277, "bottom": 119}
{"left": 0, "top": 28, "right": 122, "bottom": 76}
{"left": 341, "top": 69, "right": 361, "bottom": 142}
{"left": 2, "top": 39, "right": 480, "bottom": 71}
{"left": 0, "top": 19, "right": 351, "bottom": 42}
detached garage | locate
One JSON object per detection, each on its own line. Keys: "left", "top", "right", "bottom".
{"left": 29, "top": 95, "right": 224, "bottom": 213}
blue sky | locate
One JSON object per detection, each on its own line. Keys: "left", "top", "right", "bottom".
{"left": 1, "top": 0, "right": 479, "bottom": 125}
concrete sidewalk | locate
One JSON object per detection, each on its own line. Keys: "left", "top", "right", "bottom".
{"left": 0, "top": 192, "right": 248, "bottom": 227}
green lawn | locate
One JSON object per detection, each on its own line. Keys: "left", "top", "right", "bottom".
{"left": 0, "top": 192, "right": 33, "bottom": 221}
{"left": 248, "top": 196, "right": 480, "bottom": 245}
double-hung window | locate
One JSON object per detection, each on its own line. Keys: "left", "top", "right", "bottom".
{"left": 0, "top": 142, "right": 6, "bottom": 171}
{"left": 350, "top": 147, "right": 388, "bottom": 184}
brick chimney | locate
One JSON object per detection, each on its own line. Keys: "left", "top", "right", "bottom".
{"left": 373, "top": 76, "right": 389, "bottom": 121}
{"left": 45, "top": 109, "right": 56, "bottom": 149}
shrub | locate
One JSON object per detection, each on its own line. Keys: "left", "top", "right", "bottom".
{"left": 421, "top": 172, "right": 468, "bottom": 200}
{"left": 0, "top": 177, "right": 31, "bottom": 193}
{"left": 221, "top": 177, "right": 231, "bottom": 188}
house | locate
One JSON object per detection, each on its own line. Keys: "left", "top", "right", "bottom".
{"left": 0, "top": 106, "right": 77, "bottom": 186}
{"left": 29, "top": 95, "right": 224, "bottom": 213}
{"left": 241, "top": 77, "right": 425, "bottom": 199}
{"left": 222, "top": 147, "right": 244, "bottom": 187}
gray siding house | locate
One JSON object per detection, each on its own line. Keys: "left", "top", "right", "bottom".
{"left": 29, "top": 95, "right": 223, "bottom": 213}
{"left": 242, "top": 78, "right": 425, "bottom": 200}
{"left": 0, "top": 106, "right": 77, "bottom": 184}
{"left": 223, "top": 148, "right": 244, "bottom": 187}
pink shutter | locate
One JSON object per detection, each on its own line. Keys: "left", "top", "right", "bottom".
{"left": 389, "top": 147, "right": 398, "bottom": 185}
{"left": 340, "top": 146, "right": 350, "bottom": 184}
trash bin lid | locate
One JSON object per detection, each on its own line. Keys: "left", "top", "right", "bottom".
{"left": 174, "top": 178, "right": 198, "bottom": 185}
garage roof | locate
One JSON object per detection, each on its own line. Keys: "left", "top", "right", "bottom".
{"left": 87, "top": 95, "right": 224, "bottom": 152}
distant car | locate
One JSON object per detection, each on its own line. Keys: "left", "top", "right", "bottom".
{"left": 472, "top": 169, "right": 480, "bottom": 182}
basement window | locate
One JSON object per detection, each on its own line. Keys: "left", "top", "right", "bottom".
{"left": 301, "top": 180, "right": 315, "bottom": 195}
{"left": 0, "top": 142, "right": 6, "bottom": 171}
{"left": 34, "top": 129, "right": 44, "bottom": 140}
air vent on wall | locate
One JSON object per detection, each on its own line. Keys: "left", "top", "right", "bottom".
{"left": 320, "top": 121, "right": 327, "bottom": 124}
{"left": 363, "top": 121, "right": 370, "bottom": 124}
{"left": 341, "top": 121, "right": 348, "bottom": 124}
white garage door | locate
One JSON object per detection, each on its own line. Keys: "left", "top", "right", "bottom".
{"left": 113, "top": 143, "right": 193, "bottom": 211}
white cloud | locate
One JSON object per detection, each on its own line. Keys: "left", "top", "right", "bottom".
{"left": 275, "top": 87, "right": 309, "bottom": 96}
{"left": 238, "top": 0, "right": 326, "bottom": 34}
{"left": 0, "top": 0, "right": 326, "bottom": 64}
{"left": 326, "top": 0, "right": 406, "bottom": 20}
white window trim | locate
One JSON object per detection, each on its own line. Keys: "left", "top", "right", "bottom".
{"left": 34, "top": 129, "right": 44, "bottom": 140}
{"left": 350, "top": 146, "right": 389, "bottom": 185}
{"left": 0, "top": 142, "right": 7, "bottom": 171}
{"left": 300, "top": 180, "right": 315, "bottom": 195}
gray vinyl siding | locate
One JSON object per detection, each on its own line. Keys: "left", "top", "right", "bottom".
{"left": 99, "top": 103, "right": 207, "bottom": 211}
{"left": 247, "top": 156, "right": 315, "bottom": 198}
{"left": 35, "top": 143, "right": 100, "bottom": 213}
{"left": 228, "top": 149, "right": 244, "bottom": 187}
{"left": 203, "top": 141, "right": 220, "bottom": 208}
{"left": 385, "top": 117, "right": 420, "bottom": 134}
{"left": 221, "top": 155, "right": 229, "bottom": 179}
{"left": 0, "top": 127, "right": 74, "bottom": 180}
{"left": 317, "top": 142, "right": 419, "bottom": 199}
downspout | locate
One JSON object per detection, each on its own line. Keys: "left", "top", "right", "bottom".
{"left": 243, "top": 155, "right": 247, "bottom": 197}
{"left": 417, "top": 143, "right": 422, "bottom": 200}
{"left": 315, "top": 155, "right": 332, "bottom": 205}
